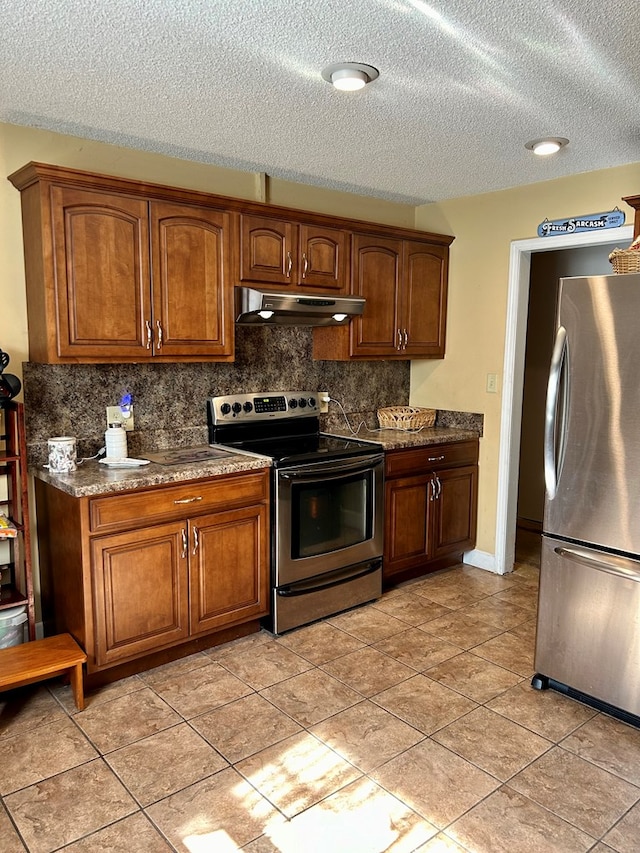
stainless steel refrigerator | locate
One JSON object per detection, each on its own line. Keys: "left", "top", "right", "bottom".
{"left": 533, "top": 272, "right": 640, "bottom": 719}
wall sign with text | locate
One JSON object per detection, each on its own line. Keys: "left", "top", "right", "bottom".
{"left": 537, "top": 208, "right": 626, "bottom": 238}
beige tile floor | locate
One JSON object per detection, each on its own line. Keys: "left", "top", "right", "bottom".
{"left": 2, "top": 531, "right": 640, "bottom": 852}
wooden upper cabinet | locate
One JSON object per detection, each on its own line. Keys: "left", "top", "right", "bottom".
{"left": 401, "top": 241, "right": 448, "bottom": 357}
{"left": 239, "top": 214, "right": 347, "bottom": 291}
{"left": 9, "top": 163, "right": 234, "bottom": 363}
{"left": 298, "top": 224, "right": 347, "bottom": 290}
{"left": 150, "top": 201, "right": 233, "bottom": 358}
{"left": 350, "top": 235, "right": 402, "bottom": 356}
{"left": 314, "top": 232, "right": 449, "bottom": 360}
{"left": 9, "top": 162, "right": 453, "bottom": 364}
{"left": 239, "top": 214, "right": 294, "bottom": 287}
{"left": 51, "top": 186, "right": 151, "bottom": 360}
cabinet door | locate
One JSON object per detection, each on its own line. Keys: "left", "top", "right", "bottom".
{"left": 431, "top": 465, "right": 478, "bottom": 559}
{"left": 150, "top": 202, "right": 234, "bottom": 358}
{"left": 350, "top": 235, "right": 402, "bottom": 356}
{"left": 401, "top": 241, "right": 448, "bottom": 357}
{"left": 189, "top": 505, "right": 269, "bottom": 634}
{"left": 239, "top": 214, "right": 295, "bottom": 286}
{"left": 383, "top": 474, "right": 433, "bottom": 579}
{"left": 298, "top": 225, "right": 347, "bottom": 290}
{"left": 50, "top": 186, "right": 151, "bottom": 359}
{"left": 91, "top": 522, "right": 189, "bottom": 666}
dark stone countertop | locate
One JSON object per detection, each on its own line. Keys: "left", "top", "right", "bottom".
{"left": 31, "top": 425, "right": 480, "bottom": 499}
{"left": 31, "top": 449, "right": 272, "bottom": 498}
{"left": 325, "top": 425, "right": 480, "bottom": 450}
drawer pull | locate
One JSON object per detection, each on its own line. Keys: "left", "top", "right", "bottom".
{"left": 173, "top": 496, "right": 204, "bottom": 505}
{"left": 427, "top": 455, "right": 446, "bottom": 462}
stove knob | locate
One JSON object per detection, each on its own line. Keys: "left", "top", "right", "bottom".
{"left": 298, "top": 398, "right": 307, "bottom": 408}
{"left": 288, "top": 398, "right": 298, "bottom": 409}
{"left": 220, "top": 403, "right": 231, "bottom": 415}
{"left": 232, "top": 402, "right": 242, "bottom": 414}
{"left": 308, "top": 397, "right": 317, "bottom": 408}
{"left": 243, "top": 402, "right": 253, "bottom": 413}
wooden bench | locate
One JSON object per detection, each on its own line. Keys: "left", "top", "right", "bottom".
{"left": 0, "top": 633, "right": 87, "bottom": 710}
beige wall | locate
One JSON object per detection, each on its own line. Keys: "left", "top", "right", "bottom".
{"left": 413, "top": 163, "right": 640, "bottom": 557}
{"left": 0, "top": 121, "right": 416, "bottom": 380}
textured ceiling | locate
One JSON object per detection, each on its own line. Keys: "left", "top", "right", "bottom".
{"left": 2, "top": 0, "right": 639, "bottom": 204}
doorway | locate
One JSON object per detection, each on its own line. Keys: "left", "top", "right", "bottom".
{"left": 495, "top": 224, "right": 633, "bottom": 574}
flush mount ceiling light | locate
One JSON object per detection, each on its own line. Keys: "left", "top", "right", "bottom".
{"left": 525, "top": 137, "right": 569, "bottom": 156}
{"left": 321, "top": 62, "right": 379, "bottom": 92}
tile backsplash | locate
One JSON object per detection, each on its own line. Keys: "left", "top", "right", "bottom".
{"left": 23, "top": 326, "right": 412, "bottom": 465}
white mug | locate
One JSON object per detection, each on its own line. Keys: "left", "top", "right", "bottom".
{"left": 48, "top": 436, "right": 77, "bottom": 473}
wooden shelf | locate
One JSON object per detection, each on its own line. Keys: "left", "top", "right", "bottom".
{"left": 0, "top": 403, "right": 35, "bottom": 639}
{"left": 0, "top": 585, "right": 29, "bottom": 609}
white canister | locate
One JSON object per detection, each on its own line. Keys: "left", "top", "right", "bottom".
{"left": 105, "top": 423, "right": 128, "bottom": 459}
{"left": 48, "top": 436, "right": 77, "bottom": 473}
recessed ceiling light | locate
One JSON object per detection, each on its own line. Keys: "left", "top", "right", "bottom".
{"left": 321, "top": 62, "right": 379, "bottom": 92}
{"left": 525, "top": 137, "right": 569, "bottom": 156}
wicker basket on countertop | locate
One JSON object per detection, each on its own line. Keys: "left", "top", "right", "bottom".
{"left": 377, "top": 406, "right": 436, "bottom": 431}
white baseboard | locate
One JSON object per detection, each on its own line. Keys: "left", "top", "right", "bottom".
{"left": 463, "top": 549, "right": 506, "bottom": 574}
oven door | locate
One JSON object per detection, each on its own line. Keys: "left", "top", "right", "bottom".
{"left": 274, "top": 453, "right": 384, "bottom": 587}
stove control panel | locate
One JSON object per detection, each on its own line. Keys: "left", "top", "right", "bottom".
{"left": 209, "top": 391, "right": 320, "bottom": 424}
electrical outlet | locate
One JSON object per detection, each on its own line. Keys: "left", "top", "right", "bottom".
{"left": 486, "top": 373, "right": 498, "bottom": 394}
{"left": 318, "top": 392, "right": 330, "bottom": 414}
{"left": 106, "top": 406, "right": 134, "bottom": 431}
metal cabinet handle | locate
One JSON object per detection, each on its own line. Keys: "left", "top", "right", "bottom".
{"left": 173, "top": 496, "right": 203, "bottom": 505}
{"left": 396, "top": 329, "right": 402, "bottom": 351}
{"left": 286, "top": 251, "right": 293, "bottom": 277}
{"left": 302, "top": 253, "right": 308, "bottom": 278}
{"left": 192, "top": 526, "right": 199, "bottom": 555}
{"left": 181, "top": 528, "right": 187, "bottom": 559}
{"left": 427, "top": 455, "right": 445, "bottom": 462}
{"left": 429, "top": 476, "right": 435, "bottom": 501}
{"left": 435, "top": 474, "right": 442, "bottom": 499}
{"left": 145, "top": 320, "right": 152, "bottom": 349}
{"left": 403, "top": 329, "right": 408, "bottom": 348}
{"left": 156, "top": 320, "right": 163, "bottom": 350}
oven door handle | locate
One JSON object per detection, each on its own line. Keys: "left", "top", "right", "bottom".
{"left": 276, "top": 561, "right": 381, "bottom": 597}
{"left": 278, "top": 453, "right": 384, "bottom": 480}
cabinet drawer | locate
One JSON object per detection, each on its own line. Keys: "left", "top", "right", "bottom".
{"left": 385, "top": 440, "right": 478, "bottom": 478}
{"left": 90, "top": 470, "right": 269, "bottom": 534}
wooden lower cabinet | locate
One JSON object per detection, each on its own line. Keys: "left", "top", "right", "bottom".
{"left": 188, "top": 505, "right": 268, "bottom": 635}
{"left": 383, "top": 441, "right": 478, "bottom": 584}
{"left": 91, "top": 522, "right": 188, "bottom": 666}
{"left": 36, "top": 469, "right": 270, "bottom": 676}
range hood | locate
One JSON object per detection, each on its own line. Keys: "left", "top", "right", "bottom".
{"left": 235, "top": 287, "right": 365, "bottom": 326}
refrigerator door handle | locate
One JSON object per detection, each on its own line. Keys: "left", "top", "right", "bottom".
{"left": 555, "top": 546, "right": 640, "bottom": 583}
{"left": 544, "top": 325, "right": 568, "bottom": 499}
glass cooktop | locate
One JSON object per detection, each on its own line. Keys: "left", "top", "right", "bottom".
{"left": 219, "top": 432, "right": 382, "bottom": 467}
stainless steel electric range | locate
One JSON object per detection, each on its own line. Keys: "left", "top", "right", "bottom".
{"left": 208, "top": 391, "right": 384, "bottom": 634}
